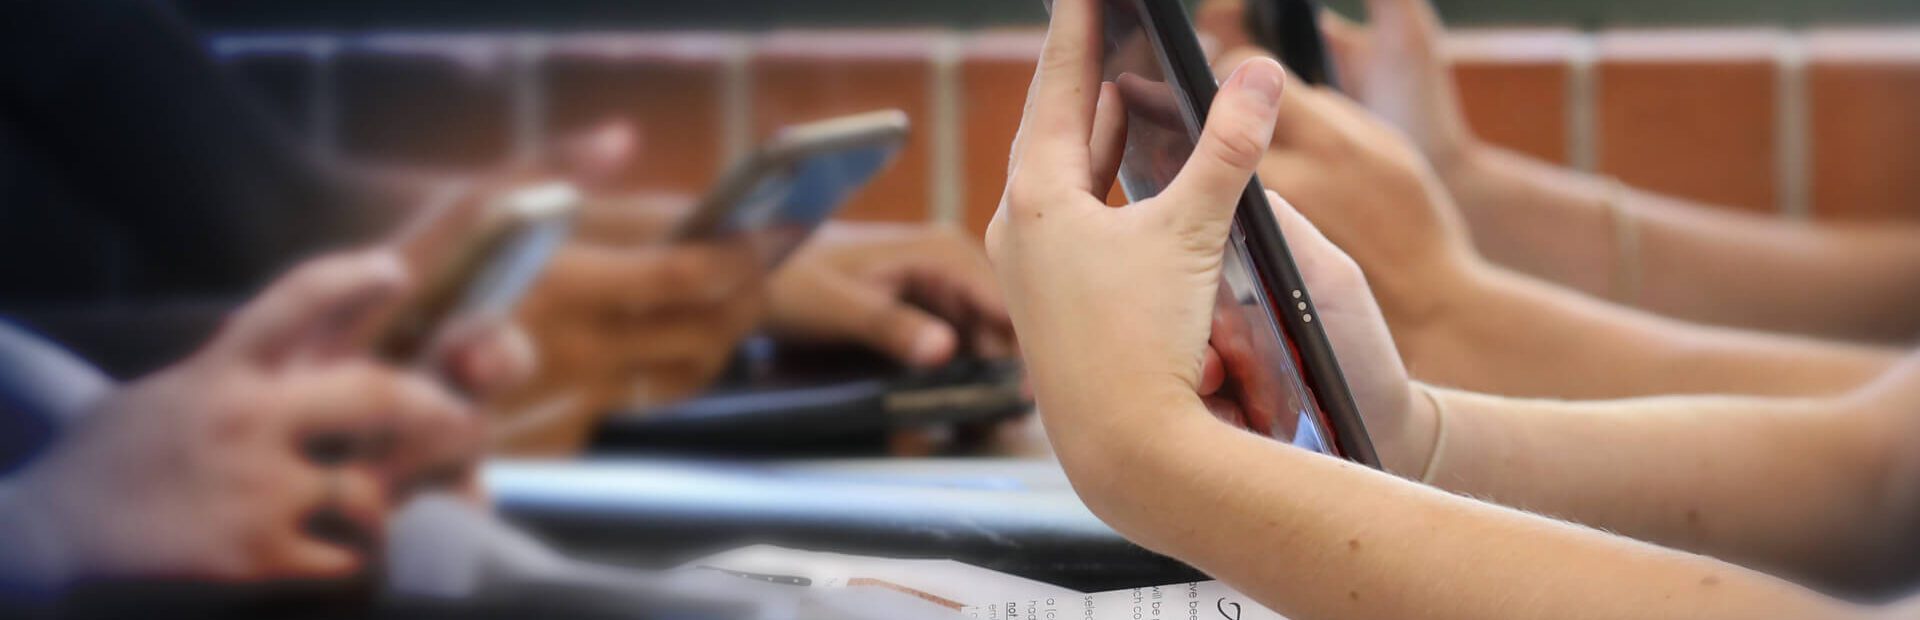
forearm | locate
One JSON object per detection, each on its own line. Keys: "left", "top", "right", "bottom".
{"left": 1397, "top": 259, "right": 1899, "bottom": 399}
{"left": 1444, "top": 145, "right": 1920, "bottom": 342}
{"left": 1055, "top": 411, "right": 1865, "bottom": 620}
{"left": 1424, "top": 385, "right": 1917, "bottom": 587}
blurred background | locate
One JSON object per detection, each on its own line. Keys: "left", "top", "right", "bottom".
{"left": 170, "top": 0, "right": 1920, "bottom": 260}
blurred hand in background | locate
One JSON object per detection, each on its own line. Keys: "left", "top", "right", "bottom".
{"left": 768, "top": 222, "right": 1015, "bottom": 368}
{"left": 0, "top": 250, "right": 528, "bottom": 590}
{"left": 494, "top": 194, "right": 767, "bottom": 454}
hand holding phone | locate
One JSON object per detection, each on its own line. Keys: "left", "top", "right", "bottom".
{"left": 374, "top": 181, "right": 580, "bottom": 369}
{"left": 1074, "top": 0, "right": 1379, "bottom": 466}
{"left": 674, "top": 110, "right": 910, "bottom": 270}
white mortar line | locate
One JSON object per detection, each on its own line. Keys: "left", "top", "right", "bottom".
{"left": 510, "top": 35, "right": 547, "bottom": 167}
{"left": 929, "top": 34, "right": 965, "bottom": 227}
{"left": 1776, "top": 33, "right": 1811, "bottom": 220}
{"left": 1568, "top": 32, "right": 1599, "bottom": 173}
{"left": 721, "top": 35, "right": 756, "bottom": 169}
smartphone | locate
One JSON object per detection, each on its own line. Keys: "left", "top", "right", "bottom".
{"left": 375, "top": 181, "right": 580, "bottom": 366}
{"left": 1244, "top": 0, "right": 1341, "bottom": 88}
{"left": 1063, "top": 0, "right": 1380, "bottom": 467}
{"left": 673, "top": 110, "right": 910, "bottom": 268}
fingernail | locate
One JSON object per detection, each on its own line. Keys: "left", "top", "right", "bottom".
{"left": 368, "top": 251, "right": 409, "bottom": 285}
{"left": 1237, "top": 59, "right": 1285, "bottom": 110}
{"left": 910, "top": 327, "right": 953, "bottom": 366}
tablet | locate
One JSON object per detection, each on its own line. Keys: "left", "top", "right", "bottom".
{"left": 673, "top": 110, "right": 910, "bottom": 269}
{"left": 1072, "top": 0, "right": 1380, "bottom": 466}
{"left": 1245, "top": 0, "right": 1342, "bottom": 88}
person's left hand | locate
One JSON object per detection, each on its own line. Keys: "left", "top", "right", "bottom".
{"left": 987, "top": 0, "right": 1431, "bottom": 478}
{"left": 767, "top": 222, "right": 1014, "bottom": 368}
{"left": 0, "top": 251, "right": 523, "bottom": 589}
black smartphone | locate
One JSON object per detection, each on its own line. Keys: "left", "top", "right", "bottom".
{"left": 1245, "top": 0, "right": 1341, "bottom": 88}
{"left": 673, "top": 110, "right": 910, "bottom": 269}
{"left": 1060, "top": 0, "right": 1380, "bottom": 467}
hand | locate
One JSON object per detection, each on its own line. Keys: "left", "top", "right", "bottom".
{"left": 1319, "top": 0, "right": 1479, "bottom": 170}
{"left": 2, "top": 251, "right": 497, "bottom": 588}
{"left": 988, "top": 0, "right": 1289, "bottom": 451}
{"left": 494, "top": 195, "right": 766, "bottom": 454}
{"left": 988, "top": 0, "right": 1430, "bottom": 477}
{"left": 1223, "top": 45, "right": 1479, "bottom": 330}
{"left": 768, "top": 222, "right": 1013, "bottom": 367}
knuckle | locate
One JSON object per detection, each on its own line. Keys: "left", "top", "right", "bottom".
{"left": 1203, "top": 123, "right": 1270, "bottom": 171}
{"left": 1002, "top": 178, "right": 1049, "bottom": 215}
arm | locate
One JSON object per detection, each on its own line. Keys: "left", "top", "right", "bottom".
{"left": 994, "top": 7, "right": 1900, "bottom": 614}
{"left": 1245, "top": 73, "right": 1900, "bottom": 400}
{"left": 1294, "top": 0, "right": 1920, "bottom": 342}
{"left": 1398, "top": 255, "right": 1901, "bottom": 399}
{"left": 1417, "top": 381, "right": 1920, "bottom": 590}
{"left": 1444, "top": 145, "right": 1920, "bottom": 343}
{"left": 1058, "top": 406, "right": 1873, "bottom": 620}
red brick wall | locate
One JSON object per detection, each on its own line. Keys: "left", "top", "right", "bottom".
{"left": 214, "top": 28, "right": 1920, "bottom": 230}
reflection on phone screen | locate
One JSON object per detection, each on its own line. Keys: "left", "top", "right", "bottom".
{"left": 1099, "top": 0, "right": 1332, "bottom": 454}
{"left": 717, "top": 142, "right": 898, "bottom": 267}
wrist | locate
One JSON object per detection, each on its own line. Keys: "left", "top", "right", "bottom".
{"left": 1382, "top": 252, "right": 1503, "bottom": 388}
{"left": 1429, "top": 135, "right": 1490, "bottom": 192}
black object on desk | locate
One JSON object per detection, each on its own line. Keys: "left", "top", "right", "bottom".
{"left": 593, "top": 345, "right": 1031, "bottom": 457}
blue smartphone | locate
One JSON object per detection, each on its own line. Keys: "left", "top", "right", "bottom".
{"left": 673, "top": 110, "right": 910, "bottom": 269}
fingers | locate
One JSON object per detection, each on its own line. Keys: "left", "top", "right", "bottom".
{"left": 1088, "top": 81, "right": 1128, "bottom": 196}
{"left": 289, "top": 364, "right": 479, "bottom": 482}
{"left": 1193, "top": 0, "right": 1253, "bottom": 54}
{"left": 1211, "top": 45, "right": 1273, "bottom": 82}
{"left": 1316, "top": 9, "right": 1370, "bottom": 99}
{"left": 812, "top": 271, "right": 958, "bottom": 368}
{"left": 268, "top": 467, "right": 387, "bottom": 579}
{"left": 546, "top": 242, "right": 760, "bottom": 318}
{"left": 1155, "top": 57, "right": 1286, "bottom": 238}
{"left": 1264, "top": 190, "right": 1365, "bottom": 291}
{"left": 575, "top": 193, "right": 695, "bottom": 245}
{"left": 214, "top": 251, "right": 411, "bottom": 366}
{"left": 869, "top": 302, "right": 959, "bottom": 368}
{"left": 1009, "top": 0, "right": 1102, "bottom": 195}
{"left": 436, "top": 318, "right": 537, "bottom": 399}
{"left": 548, "top": 119, "right": 640, "bottom": 190}
{"left": 1198, "top": 345, "right": 1226, "bottom": 396}
{"left": 1366, "top": 0, "right": 1445, "bottom": 45}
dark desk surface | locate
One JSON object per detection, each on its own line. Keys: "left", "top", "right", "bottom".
{"left": 487, "top": 457, "right": 1203, "bottom": 593}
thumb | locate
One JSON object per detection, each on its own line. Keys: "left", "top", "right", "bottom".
{"left": 1157, "top": 57, "right": 1285, "bottom": 239}
{"left": 552, "top": 119, "right": 640, "bottom": 190}
{"left": 863, "top": 300, "right": 959, "bottom": 369}
{"left": 794, "top": 269, "right": 960, "bottom": 369}
{"left": 214, "top": 250, "right": 411, "bottom": 366}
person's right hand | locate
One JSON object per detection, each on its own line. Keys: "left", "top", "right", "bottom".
{"left": 1196, "top": 0, "right": 1479, "bottom": 171}
{"left": 986, "top": 0, "right": 1434, "bottom": 485}
{"left": 2, "top": 251, "right": 492, "bottom": 587}
{"left": 490, "top": 195, "right": 766, "bottom": 454}
{"left": 1211, "top": 45, "right": 1480, "bottom": 335}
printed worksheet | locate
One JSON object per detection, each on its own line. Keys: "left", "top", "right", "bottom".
{"left": 685, "top": 545, "right": 1287, "bottom": 619}
{"left": 958, "top": 581, "right": 1285, "bottom": 620}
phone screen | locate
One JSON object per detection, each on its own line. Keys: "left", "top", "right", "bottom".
{"left": 1097, "top": 0, "right": 1334, "bottom": 454}
{"left": 713, "top": 140, "right": 901, "bottom": 268}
